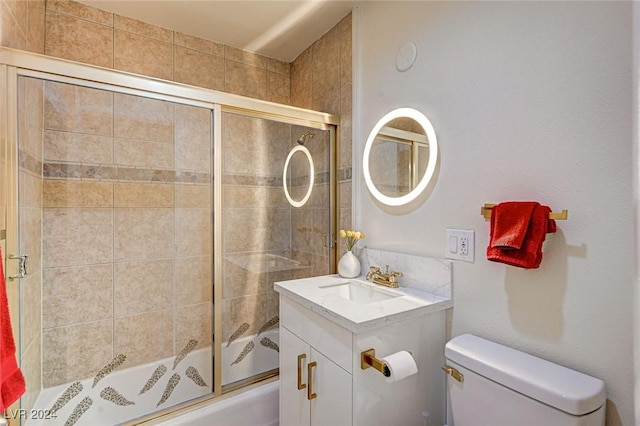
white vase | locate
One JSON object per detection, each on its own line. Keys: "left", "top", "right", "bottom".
{"left": 338, "top": 250, "right": 360, "bottom": 278}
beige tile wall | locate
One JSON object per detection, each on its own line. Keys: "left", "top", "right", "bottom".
{"left": 291, "top": 14, "right": 353, "bottom": 257}
{"left": 0, "top": 0, "right": 45, "bottom": 53}
{"left": 42, "top": 0, "right": 290, "bottom": 103}
{"left": 40, "top": 80, "right": 213, "bottom": 387}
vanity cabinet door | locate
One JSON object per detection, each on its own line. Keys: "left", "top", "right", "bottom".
{"left": 309, "top": 348, "right": 352, "bottom": 426}
{"left": 280, "top": 326, "right": 353, "bottom": 426}
{"left": 280, "top": 326, "right": 312, "bottom": 426}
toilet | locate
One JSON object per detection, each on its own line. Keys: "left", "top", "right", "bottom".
{"left": 443, "top": 334, "right": 606, "bottom": 426}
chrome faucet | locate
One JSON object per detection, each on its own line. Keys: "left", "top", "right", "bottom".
{"left": 366, "top": 264, "right": 403, "bottom": 288}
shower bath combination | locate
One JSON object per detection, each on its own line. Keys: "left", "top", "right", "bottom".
{"left": 2, "top": 49, "right": 339, "bottom": 426}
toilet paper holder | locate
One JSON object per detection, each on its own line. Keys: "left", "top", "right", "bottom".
{"left": 361, "top": 348, "right": 391, "bottom": 377}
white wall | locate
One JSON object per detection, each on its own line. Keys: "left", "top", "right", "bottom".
{"left": 354, "top": 2, "right": 634, "bottom": 424}
{"left": 633, "top": 2, "right": 640, "bottom": 424}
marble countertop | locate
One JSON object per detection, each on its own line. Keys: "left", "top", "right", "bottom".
{"left": 274, "top": 274, "right": 452, "bottom": 334}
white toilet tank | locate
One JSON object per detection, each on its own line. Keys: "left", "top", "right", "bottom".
{"left": 444, "top": 334, "right": 606, "bottom": 426}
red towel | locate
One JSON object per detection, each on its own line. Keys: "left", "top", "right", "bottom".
{"left": 487, "top": 202, "right": 557, "bottom": 269}
{"left": 0, "top": 248, "right": 26, "bottom": 411}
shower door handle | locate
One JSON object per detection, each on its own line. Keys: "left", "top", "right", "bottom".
{"left": 8, "top": 254, "right": 28, "bottom": 280}
{"left": 297, "top": 353, "right": 307, "bottom": 390}
{"left": 324, "top": 233, "right": 335, "bottom": 248}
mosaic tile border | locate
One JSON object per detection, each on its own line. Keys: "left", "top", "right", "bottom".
{"left": 222, "top": 168, "right": 341, "bottom": 188}
{"left": 221, "top": 174, "right": 283, "bottom": 187}
{"left": 26, "top": 153, "right": 347, "bottom": 186}
{"left": 19, "top": 149, "right": 43, "bottom": 176}
{"left": 43, "top": 162, "right": 211, "bottom": 184}
{"left": 338, "top": 166, "right": 352, "bottom": 182}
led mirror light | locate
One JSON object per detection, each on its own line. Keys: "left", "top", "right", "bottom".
{"left": 283, "top": 145, "right": 315, "bottom": 208}
{"left": 363, "top": 108, "right": 438, "bottom": 206}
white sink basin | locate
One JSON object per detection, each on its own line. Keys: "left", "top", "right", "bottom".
{"left": 319, "top": 280, "right": 401, "bottom": 304}
{"left": 274, "top": 274, "right": 451, "bottom": 333}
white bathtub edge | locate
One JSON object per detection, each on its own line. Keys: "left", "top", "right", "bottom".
{"left": 148, "top": 380, "right": 279, "bottom": 426}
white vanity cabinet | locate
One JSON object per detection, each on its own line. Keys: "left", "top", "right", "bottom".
{"left": 280, "top": 296, "right": 353, "bottom": 426}
{"left": 276, "top": 274, "right": 450, "bottom": 426}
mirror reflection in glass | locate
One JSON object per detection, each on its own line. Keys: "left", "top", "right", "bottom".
{"left": 283, "top": 144, "right": 314, "bottom": 207}
{"left": 369, "top": 117, "right": 430, "bottom": 198}
{"left": 363, "top": 108, "right": 438, "bottom": 206}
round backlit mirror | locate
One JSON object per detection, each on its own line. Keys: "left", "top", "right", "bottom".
{"left": 363, "top": 108, "right": 438, "bottom": 206}
{"left": 283, "top": 145, "right": 314, "bottom": 207}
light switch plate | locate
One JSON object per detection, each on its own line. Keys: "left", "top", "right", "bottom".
{"left": 445, "top": 229, "right": 475, "bottom": 262}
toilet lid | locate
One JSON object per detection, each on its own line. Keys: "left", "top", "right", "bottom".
{"left": 445, "top": 334, "right": 606, "bottom": 416}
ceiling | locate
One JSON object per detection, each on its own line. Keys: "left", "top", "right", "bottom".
{"left": 77, "top": 0, "right": 360, "bottom": 63}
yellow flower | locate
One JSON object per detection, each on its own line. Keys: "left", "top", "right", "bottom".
{"left": 339, "top": 229, "right": 366, "bottom": 252}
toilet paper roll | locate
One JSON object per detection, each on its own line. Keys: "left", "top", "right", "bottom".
{"left": 381, "top": 350, "right": 418, "bottom": 383}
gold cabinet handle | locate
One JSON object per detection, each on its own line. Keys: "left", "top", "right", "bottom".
{"left": 307, "top": 361, "right": 317, "bottom": 400}
{"left": 297, "top": 354, "right": 307, "bottom": 390}
{"left": 441, "top": 364, "right": 464, "bottom": 383}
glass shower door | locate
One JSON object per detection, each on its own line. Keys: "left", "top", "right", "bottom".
{"left": 16, "top": 75, "right": 215, "bottom": 426}
{"left": 219, "top": 111, "right": 334, "bottom": 390}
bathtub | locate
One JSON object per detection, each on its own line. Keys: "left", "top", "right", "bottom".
{"left": 152, "top": 380, "right": 279, "bottom": 426}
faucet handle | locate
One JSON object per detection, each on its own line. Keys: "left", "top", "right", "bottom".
{"left": 366, "top": 265, "right": 381, "bottom": 281}
{"left": 388, "top": 270, "right": 403, "bottom": 283}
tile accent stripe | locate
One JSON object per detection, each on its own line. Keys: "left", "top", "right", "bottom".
{"left": 43, "top": 162, "right": 211, "bottom": 184}
{"left": 221, "top": 170, "right": 332, "bottom": 188}
{"left": 28, "top": 155, "right": 342, "bottom": 186}
{"left": 338, "top": 166, "right": 352, "bottom": 182}
{"left": 19, "top": 149, "right": 43, "bottom": 176}
{"left": 221, "top": 175, "right": 283, "bottom": 187}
